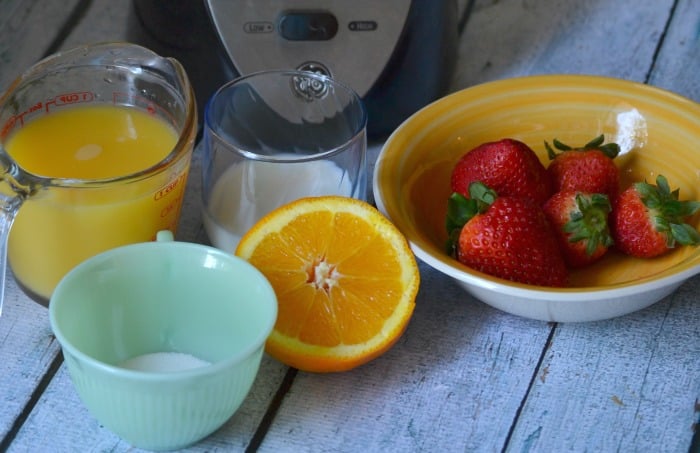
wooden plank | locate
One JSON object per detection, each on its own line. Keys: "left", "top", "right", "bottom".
{"left": 452, "top": 0, "right": 676, "bottom": 90}
{"left": 0, "top": 275, "right": 60, "bottom": 442}
{"left": 648, "top": 0, "right": 700, "bottom": 102}
{"left": 505, "top": 2, "right": 700, "bottom": 451}
{"left": 2, "top": 1, "right": 698, "bottom": 452}
{"left": 11, "top": 356, "right": 289, "bottom": 452}
{"left": 0, "top": 0, "right": 81, "bottom": 445}
{"left": 0, "top": 0, "right": 82, "bottom": 90}
{"left": 10, "top": 147, "right": 291, "bottom": 451}
{"left": 258, "top": 0, "right": 696, "bottom": 451}
{"left": 256, "top": 264, "right": 553, "bottom": 452}
{"left": 6, "top": 149, "right": 290, "bottom": 450}
{"left": 58, "top": 0, "right": 133, "bottom": 49}
{"left": 507, "top": 284, "right": 700, "bottom": 452}
{"left": 3, "top": 1, "right": 290, "bottom": 450}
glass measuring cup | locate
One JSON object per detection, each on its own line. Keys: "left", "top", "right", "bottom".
{"left": 0, "top": 42, "right": 197, "bottom": 310}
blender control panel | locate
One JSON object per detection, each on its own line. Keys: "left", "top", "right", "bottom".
{"left": 206, "top": 0, "right": 412, "bottom": 97}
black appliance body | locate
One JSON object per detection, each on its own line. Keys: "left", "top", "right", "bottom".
{"left": 127, "top": 0, "right": 458, "bottom": 139}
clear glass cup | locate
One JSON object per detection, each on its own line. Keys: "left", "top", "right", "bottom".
{"left": 0, "top": 42, "right": 198, "bottom": 309}
{"left": 201, "top": 70, "right": 367, "bottom": 252}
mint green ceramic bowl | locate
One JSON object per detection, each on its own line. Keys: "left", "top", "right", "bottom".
{"left": 49, "top": 231, "right": 277, "bottom": 451}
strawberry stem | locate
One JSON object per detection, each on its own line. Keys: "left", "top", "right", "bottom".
{"left": 545, "top": 134, "right": 620, "bottom": 160}
{"left": 445, "top": 182, "right": 498, "bottom": 255}
{"left": 636, "top": 175, "right": 700, "bottom": 247}
{"left": 563, "top": 193, "right": 614, "bottom": 255}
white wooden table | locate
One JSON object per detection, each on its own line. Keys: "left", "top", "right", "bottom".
{"left": 1, "top": 1, "right": 699, "bottom": 452}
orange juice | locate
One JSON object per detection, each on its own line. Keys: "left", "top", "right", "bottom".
{"left": 4, "top": 104, "right": 189, "bottom": 300}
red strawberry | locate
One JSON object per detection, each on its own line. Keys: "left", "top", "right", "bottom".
{"left": 610, "top": 175, "right": 700, "bottom": 258}
{"left": 546, "top": 135, "right": 620, "bottom": 202}
{"left": 543, "top": 191, "right": 614, "bottom": 267}
{"left": 451, "top": 138, "right": 553, "bottom": 205}
{"left": 446, "top": 182, "right": 568, "bottom": 287}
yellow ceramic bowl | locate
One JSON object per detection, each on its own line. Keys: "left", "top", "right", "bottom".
{"left": 373, "top": 75, "right": 700, "bottom": 322}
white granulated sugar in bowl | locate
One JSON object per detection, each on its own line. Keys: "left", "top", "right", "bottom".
{"left": 119, "top": 352, "right": 211, "bottom": 372}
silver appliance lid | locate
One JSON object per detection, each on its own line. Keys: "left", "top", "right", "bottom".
{"left": 206, "top": 0, "right": 412, "bottom": 97}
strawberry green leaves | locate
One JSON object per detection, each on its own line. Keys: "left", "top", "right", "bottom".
{"left": 634, "top": 175, "right": 700, "bottom": 247}
{"left": 545, "top": 134, "right": 620, "bottom": 160}
{"left": 447, "top": 136, "right": 700, "bottom": 280}
{"left": 544, "top": 191, "right": 614, "bottom": 267}
{"left": 611, "top": 174, "right": 700, "bottom": 258}
{"left": 446, "top": 182, "right": 497, "bottom": 255}
{"left": 563, "top": 193, "right": 614, "bottom": 256}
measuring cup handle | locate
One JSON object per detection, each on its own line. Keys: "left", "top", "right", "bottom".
{"left": 0, "top": 193, "right": 24, "bottom": 316}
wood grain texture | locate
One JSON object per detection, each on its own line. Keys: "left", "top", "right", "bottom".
{"left": 58, "top": 0, "right": 131, "bottom": 49}
{"left": 257, "top": 264, "right": 553, "bottom": 452}
{"left": 452, "top": 0, "right": 676, "bottom": 89}
{"left": 8, "top": 149, "right": 291, "bottom": 452}
{"left": 448, "top": 1, "right": 700, "bottom": 452}
{"left": 507, "top": 2, "right": 700, "bottom": 449}
{"left": 509, "top": 285, "right": 700, "bottom": 452}
{"left": 0, "top": 0, "right": 698, "bottom": 452}
{"left": 0, "top": 0, "right": 71, "bottom": 443}
{"left": 257, "top": 1, "right": 700, "bottom": 451}
{"left": 0, "top": 0, "right": 82, "bottom": 90}
{"left": 0, "top": 275, "right": 59, "bottom": 442}
{"left": 648, "top": 0, "right": 700, "bottom": 102}
{"left": 1, "top": 1, "right": 290, "bottom": 450}
{"left": 10, "top": 356, "right": 290, "bottom": 452}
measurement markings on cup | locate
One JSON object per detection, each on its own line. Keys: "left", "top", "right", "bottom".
{"left": 1, "top": 92, "right": 95, "bottom": 139}
{"left": 48, "top": 91, "right": 95, "bottom": 109}
{"left": 0, "top": 102, "right": 42, "bottom": 138}
{"left": 154, "top": 172, "right": 187, "bottom": 201}
{"left": 112, "top": 92, "right": 176, "bottom": 124}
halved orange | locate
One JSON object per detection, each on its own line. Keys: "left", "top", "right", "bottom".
{"left": 235, "top": 196, "right": 420, "bottom": 373}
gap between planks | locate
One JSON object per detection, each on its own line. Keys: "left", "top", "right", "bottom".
{"left": 0, "top": 352, "right": 64, "bottom": 451}
{"left": 500, "top": 323, "right": 558, "bottom": 452}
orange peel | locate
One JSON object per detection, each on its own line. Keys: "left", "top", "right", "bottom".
{"left": 236, "top": 196, "right": 420, "bottom": 372}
